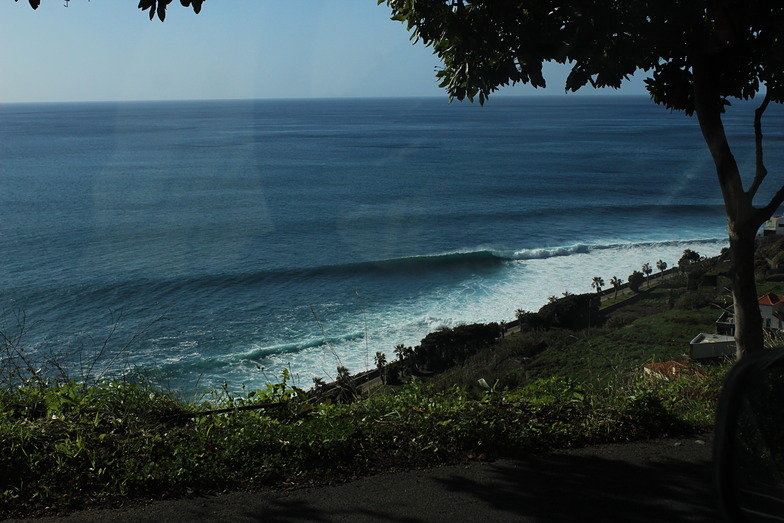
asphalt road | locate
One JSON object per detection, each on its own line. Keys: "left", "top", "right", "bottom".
{"left": 11, "top": 432, "right": 720, "bottom": 523}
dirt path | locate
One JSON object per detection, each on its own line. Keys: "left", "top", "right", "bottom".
{"left": 12, "top": 433, "right": 719, "bottom": 523}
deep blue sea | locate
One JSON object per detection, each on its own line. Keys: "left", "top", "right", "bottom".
{"left": 1, "top": 96, "right": 782, "bottom": 392}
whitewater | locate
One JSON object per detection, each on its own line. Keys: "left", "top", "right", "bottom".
{"left": 1, "top": 96, "right": 782, "bottom": 392}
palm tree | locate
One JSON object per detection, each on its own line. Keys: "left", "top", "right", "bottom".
{"left": 656, "top": 259, "right": 667, "bottom": 281}
{"left": 642, "top": 263, "right": 653, "bottom": 288}
{"left": 515, "top": 308, "right": 525, "bottom": 330}
{"left": 375, "top": 351, "right": 387, "bottom": 384}
{"left": 591, "top": 276, "right": 604, "bottom": 295}
{"left": 610, "top": 276, "right": 623, "bottom": 298}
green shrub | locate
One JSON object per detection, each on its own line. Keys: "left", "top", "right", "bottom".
{"left": 535, "top": 293, "right": 601, "bottom": 330}
{"left": 675, "top": 289, "right": 720, "bottom": 310}
{"left": 605, "top": 312, "right": 637, "bottom": 329}
{"left": 628, "top": 271, "right": 644, "bottom": 293}
{"left": 406, "top": 323, "right": 502, "bottom": 373}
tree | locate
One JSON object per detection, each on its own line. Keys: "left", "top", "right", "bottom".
{"left": 515, "top": 308, "right": 525, "bottom": 328}
{"left": 139, "top": 0, "right": 204, "bottom": 21}
{"left": 679, "top": 249, "right": 703, "bottom": 271}
{"left": 641, "top": 263, "right": 653, "bottom": 288}
{"left": 591, "top": 276, "right": 604, "bottom": 295}
{"left": 374, "top": 351, "right": 387, "bottom": 384}
{"left": 610, "top": 276, "right": 623, "bottom": 299}
{"left": 656, "top": 259, "right": 668, "bottom": 280}
{"left": 17, "top": 0, "right": 204, "bottom": 21}
{"left": 536, "top": 293, "right": 600, "bottom": 330}
{"left": 334, "top": 365, "right": 358, "bottom": 404}
{"left": 628, "top": 271, "right": 645, "bottom": 293}
{"left": 412, "top": 323, "right": 501, "bottom": 373}
{"left": 381, "top": 0, "right": 784, "bottom": 358}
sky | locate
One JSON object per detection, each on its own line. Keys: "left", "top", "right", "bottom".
{"left": 0, "top": 0, "right": 647, "bottom": 103}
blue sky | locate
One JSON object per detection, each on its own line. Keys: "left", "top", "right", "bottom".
{"left": 0, "top": 1, "right": 647, "bottom": 103}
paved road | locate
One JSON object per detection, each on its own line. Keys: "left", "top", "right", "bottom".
{"left": 13, "top": 433, "right": 720, "bottom": 522}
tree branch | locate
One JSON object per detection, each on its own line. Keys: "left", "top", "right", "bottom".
{"left": 691, "top": 55, "right": 746, "bottom": 221}
{"left": 749, "top": 90, "right": 773, "bottom": 199}
{"left": 757, "top": 183, "right": 784, "bottom": 226}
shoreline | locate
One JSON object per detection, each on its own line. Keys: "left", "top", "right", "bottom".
{"left": 320, "top": 250, "right": 730, "bottom": 398}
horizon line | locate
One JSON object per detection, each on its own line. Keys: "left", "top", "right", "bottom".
{"left": 0, "top": 92, "right": 653, "bottom": 106}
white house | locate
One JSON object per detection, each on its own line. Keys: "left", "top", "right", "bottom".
{"left": 760, "top": 215, "right": 784, "bottom": 236}
{"left": 690, "top": 292, "right": 784, "bottom": 360}
{"left": 711, "top": 294, "right": 784, "bottom": 334}
{"left": 758, "top": 293, "right": 784, "bottom": 330}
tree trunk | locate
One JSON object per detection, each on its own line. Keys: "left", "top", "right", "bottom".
{"left": 729, "top": 227, "right": 764, "bottom": 359}
{"left": 692, "top": 57, "right": 766, "bottom": 359}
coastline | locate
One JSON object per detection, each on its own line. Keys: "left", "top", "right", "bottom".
{"left": 315, "top": 251, "right": 727, "bottom": 399}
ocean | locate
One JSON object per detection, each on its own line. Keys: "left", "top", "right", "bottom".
{"left": 1, "top": 96, "right": 781, "bottom": 393}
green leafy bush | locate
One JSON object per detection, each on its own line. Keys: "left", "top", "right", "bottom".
{"left": 628, "top": 271, "right": 644, "bottom": 293}
{"left": 675, "top": 289, "right": 720, "bottom": 310}
{"left": 605, "top": 311, "right": 637, "bottom": 329}
{"left": 535, "top": 293, "right": 601, "bottom": 330}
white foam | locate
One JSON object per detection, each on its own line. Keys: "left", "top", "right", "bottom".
{"left": 218, "top": 236, "right": 728, "bottom": 390}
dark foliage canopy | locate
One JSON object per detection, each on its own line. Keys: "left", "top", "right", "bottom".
{"left": 518, "top": 293, "right": 600, "bottom": 331}
{"left": 380, "top": 0, "right": 784, "bottom": 112}
{"left": 389, "top": 323, "right": 503, "bottom": 374}
{"left": 628, "top": 271, "right": 645, "bottom": 293}
{"left": 412, "top": 323, "right": 502, "bottom": 372}
{"left": 679, "top": 249, "right": 703, "bottom": 269}
{"left": 16, "top": 0, "right": 204, "bottom": 21}
{"left": 136, "top": 0, "right": 203, "bottom": 21}
{"left": 539, "top": 293, "right": 600, "bottom": 330}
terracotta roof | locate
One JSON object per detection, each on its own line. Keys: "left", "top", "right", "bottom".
{"left": 758, "top": 293, "right": 782, "bottom": 307}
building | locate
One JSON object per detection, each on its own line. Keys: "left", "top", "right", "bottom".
{"left": 690, "top": 333, "right": 736, "bottom": 360}
{"left": 760, "top": 216, "right": 784, "bottom": 236}
{"left": 691, "top": 292, "right": 783, "bottom": 360}
{"left": 712, "top": 294, "right": 784, "bottom": 334}
{"left": 758, "top": 293, "right": 784, "bottom": 331}
{"left": 715, "top": 309, "right": 735, "bottom": 336}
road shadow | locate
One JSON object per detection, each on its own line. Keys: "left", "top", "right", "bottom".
{"left": 16, "top": 439, "right": 719, "bottom": 523}
{"left": 433, "top": 448, "right": 718, "bottom": 522}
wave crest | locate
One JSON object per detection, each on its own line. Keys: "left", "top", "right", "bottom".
{"left": 511, "top": 237, "right": 726, "bottom": 261}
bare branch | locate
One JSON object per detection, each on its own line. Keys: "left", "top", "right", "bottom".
{"left": 748, "top": 90, "right": 773, "bottom": 199}
{"left": 758, "top": 183, "right": 784, "bottom": 226}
